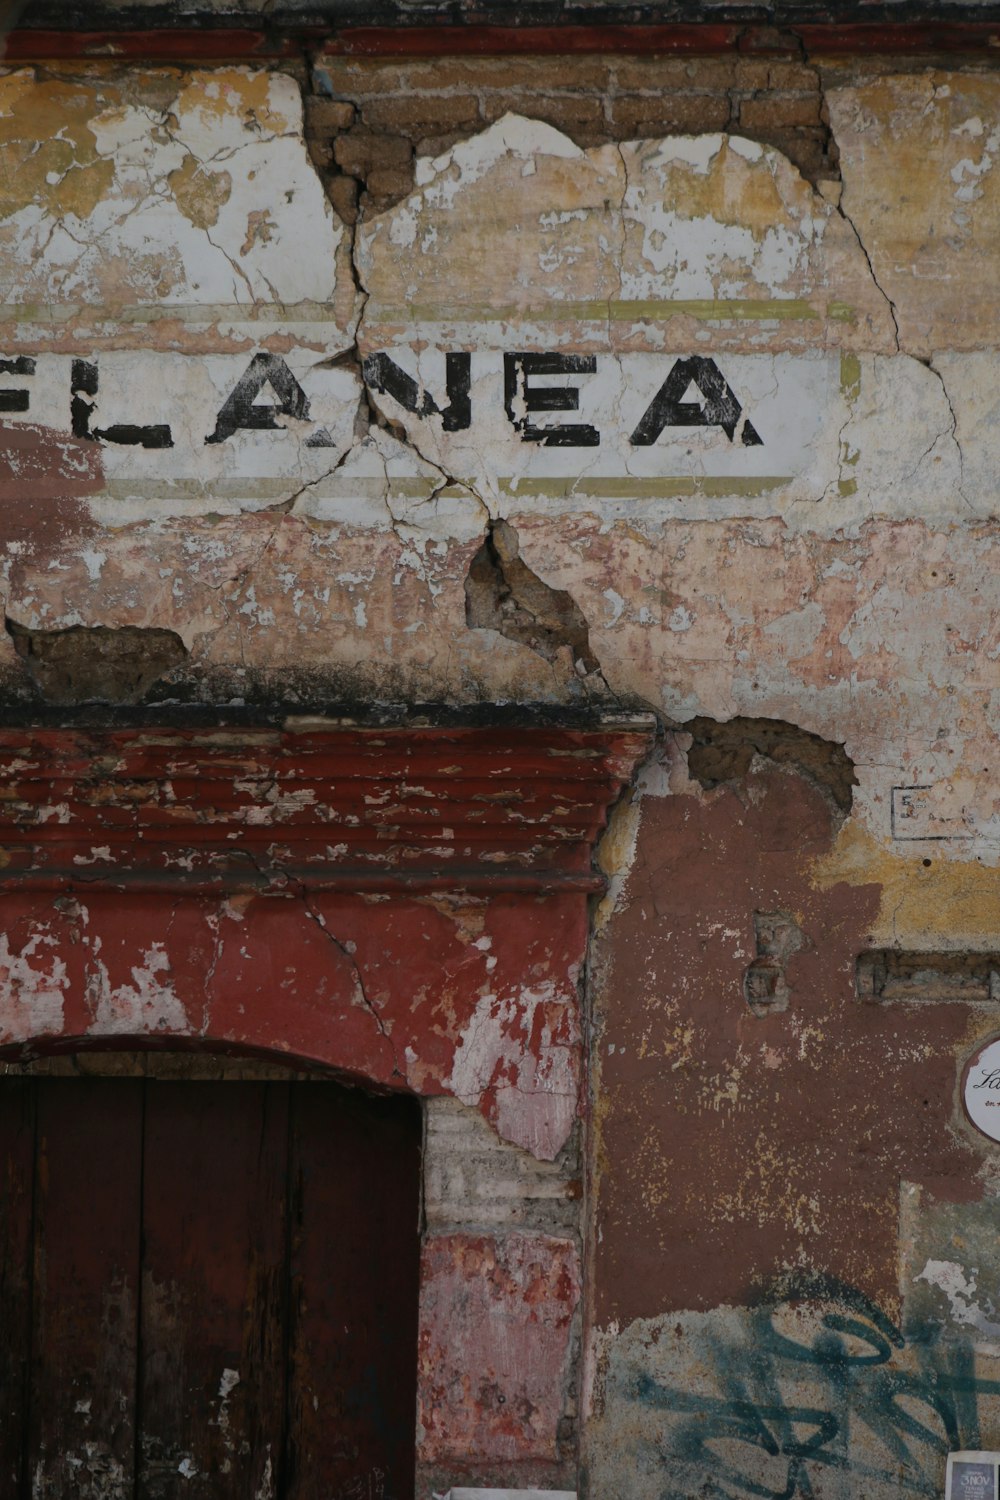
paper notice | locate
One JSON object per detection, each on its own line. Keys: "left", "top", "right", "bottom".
{"left": 947, "top": 1453, "right": 1000, "bottom": 1500}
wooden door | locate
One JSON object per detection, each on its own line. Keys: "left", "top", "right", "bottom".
{"left": 0, "top": 1076, "right": 422, "bottom": 1500}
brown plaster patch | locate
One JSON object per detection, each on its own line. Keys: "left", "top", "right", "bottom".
{"left": 0, "top": 423, "right": 103, "bottom": 568}
{"left": 0, "top": 423, "right": 104, "bottom": 503}
{"left": 592, "top": 762, "right": 981, "bottom": 1325}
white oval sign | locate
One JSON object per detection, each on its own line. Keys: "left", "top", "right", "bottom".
{"left": 964, "top": 1037, "right": 1000, "bottom": 1143}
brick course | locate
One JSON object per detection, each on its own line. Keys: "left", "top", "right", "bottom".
{"left": 303, "top": 50, "right": 839, "bottom": 217}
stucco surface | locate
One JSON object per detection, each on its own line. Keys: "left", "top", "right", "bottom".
{"left": 3, "top": 60, "right": 1000, "bottom": 1498}
{"left": 1, "top": 76, "right": 998, "bottom": 876}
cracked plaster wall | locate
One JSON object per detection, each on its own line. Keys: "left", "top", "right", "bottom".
{"left": 4, "top": 54, "right": 1000, "bottom": 1498}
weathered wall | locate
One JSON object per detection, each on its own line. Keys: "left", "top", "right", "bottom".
{"left": 3, "top": 40, "right": 1000, "bottom": 1497}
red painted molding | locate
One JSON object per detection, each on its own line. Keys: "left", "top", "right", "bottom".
{"left": 795, "top": 21, "right": 1000, "bottom": 52}
{"left": 6, "top": 21, "right": 1000, "bottom": 62}
{"left": 0, "top": 720, "right": 654, "bottom": 895}
{"left": 322, "top": 23, "right": 742, "bottom": 55}
{"left": 2, "top": 28, "right": 308, "bottom": 61}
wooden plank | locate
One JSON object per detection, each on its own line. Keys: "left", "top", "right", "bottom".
{"left": 287, "top": 1084, "right": 423, "bottom": 1500}
{"left": 138, "top": 1081, "right": 289, "bottom": 1499}
{"left": 0, "top": 1080, "right": 34, "bottom": 1495}
{"left": 28, "top": 1078, "right": 143, "bottom": 1500}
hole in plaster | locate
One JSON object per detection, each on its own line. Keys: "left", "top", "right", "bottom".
{"left": 685, "top": 715, "right": 857, "bottom": 815}
{"left": 743, "top": 909, "right": 809, "bottom": 1018}
{"left": 6, "top": 621, "right": 188, "bottom": 705}
{"left": 465, "top": 520, "right": 599, "bottom": 675}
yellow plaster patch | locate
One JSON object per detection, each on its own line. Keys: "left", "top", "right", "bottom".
{"left": 648, "top": 138, "right": 789, "bottom": 239}
{"left": 810, "top": 820, "right": 1000, "bottom": 948}
{"left": 593, "top": 789, "right": 642, "bottom": 933}
{"left": 168, "top": 152, "right": 232, "bottom": 230}
{"left": 172, "top": 69, "right": 288, "bottom": 135}
{"left": 0, "top": 76, "right": 116, "bottom": 222}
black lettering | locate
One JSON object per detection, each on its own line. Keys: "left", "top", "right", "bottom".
{"left": 0, "top": 356, "right": 34, "bottom": 413}
{"left": 504, "top": 353, "right": 599, "bottom": 447}
{"left": 70, "top": 358, "right": 98, "bottom": 439}
{"left": 206, "top": 353, "right": 311, "bottom": 445}
{"left": 362, "top": 351, "right": 471, "bottom": 432}
{"left": 630, "top": 356, "right": 763, "bottom": 447}
{"left": 71, "top": 358, "right": 172, "bottom": 447}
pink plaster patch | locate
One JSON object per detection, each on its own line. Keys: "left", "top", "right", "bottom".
{"left": 418, "top": 1232, "right": 581, "bottom": 1465}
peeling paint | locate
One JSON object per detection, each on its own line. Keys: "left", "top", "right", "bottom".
{"left": 3, "top": 52, "right": 1000, "bottom": 1500}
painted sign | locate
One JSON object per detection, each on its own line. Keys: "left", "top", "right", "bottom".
{"left": 964, "top": 1039, "right": 1000, "bottom": 1144}
{"left": 5, "top": 75, "right": 982, "bottom": 532}
{"left": 0, "top": 345, "right": 844, "bottom": 510}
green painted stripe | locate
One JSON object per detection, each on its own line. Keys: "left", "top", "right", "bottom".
{"left": 0, "top": 302, "right": 346, "bottom": 326}
{"left": 497, "top": 476, "right": 793, "bottom": 499}
{"left": 102, "top": 477, "right": 447, "bottom": 501}
{"left": 104, "top": 475, "right": 792, "bottom": 503}
{"left": 372, "top": 299, "right": 827, "bottom": 324}
{"left": 2, "top": 298, "right": 851, "bottom": 329}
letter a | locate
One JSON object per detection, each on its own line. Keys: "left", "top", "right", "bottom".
{"left": 206, "top": 353, "right": 311, "bottom": 444}
{"left": 630, "top": 357, "right": 763, "bottom": 447}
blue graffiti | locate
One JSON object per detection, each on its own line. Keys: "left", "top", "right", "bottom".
{"left": 629, "top": 1274, "right": 1000, "bottom": 1500}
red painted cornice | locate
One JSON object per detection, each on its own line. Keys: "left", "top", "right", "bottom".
{"left": 0, "top": 719, "right": 654, "bottom": 896}
{"left": 5, "top": 21, "right": 1000, "bottom": 61}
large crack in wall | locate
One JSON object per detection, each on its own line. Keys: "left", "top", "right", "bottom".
{"left": 465, "top": 520, "right": 600, "bottom": 677}
{"left": 0, "top": 55, "right": 991, "bottom": 893}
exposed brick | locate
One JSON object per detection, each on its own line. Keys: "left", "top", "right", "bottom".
{"left": 610, "top": 93, "right": 732, "bottom": 138}
{"left": 739, "top": 94, "right": 823, "bottom": 130}
{"left": 361, "top": 93, "right": 481, "bottom": 136}
{"left": 424, "top": 1098, "right": 581, "bottom": 1236}
{"left": 766, "top": 62, "right": 822, "bottom": 90}
{"left": 480, "top": 92, "right": 606, "bottom": 136}
{"left": 736, "top": 59, "right": 777, "bottom": 91}
{"left": 333, "top": 130, "right": 413, "bottom": 178}
{"left": 323, "top": 54, "right": 613, "bottom": 96}
{"left": 325, "top": 172, "right": 359, "bottom": 225}
{"left": 611, "top": 55, "right": 736, "bottom": 91}
{"left": 304, "top": 97, "right": 356, "bottom": 134}
{"left": 415, "top": 132, "right": 470, "bottom": 159}
{"left": 743, "top": 127, "right": 830, "bottom": 180}
{"left": 365, "top": 165, "right": 417, "bottom": 202}
{"left": 306, "top": 136, "right": 335, "bottom": 172}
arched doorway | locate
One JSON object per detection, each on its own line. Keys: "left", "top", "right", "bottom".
{"left": 0, "top": 718, "right": 653, "bottom": 1495}
{"left": 0, "top": 1053, "right": 422, "bottom": 1499}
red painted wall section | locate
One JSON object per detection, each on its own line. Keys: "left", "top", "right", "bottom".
{"left": 418, "top": 1232, "right": 581, "bottom": 1493}
{"left": 0, "top": 888, "right": 586, "bottom": 1160}
{"left": 0, "top": 720, "right": 651, "bottom": 1491}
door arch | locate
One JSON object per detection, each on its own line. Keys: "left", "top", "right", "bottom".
{"left": 0, "top": 1055, "right": 422, "bottom": 1499}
